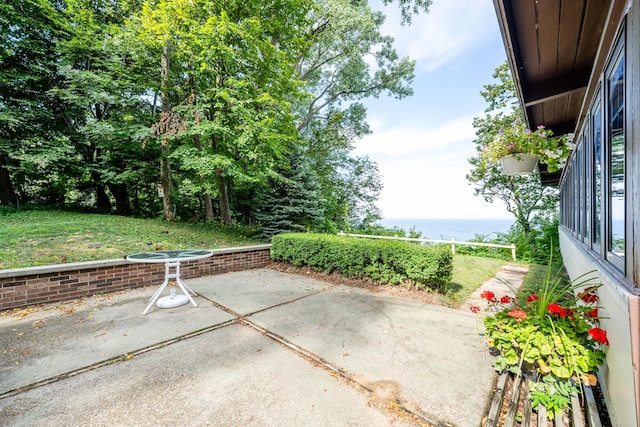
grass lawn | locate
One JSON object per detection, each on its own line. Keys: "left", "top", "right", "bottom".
{"left": 444, "top": 254, "right": 520, "bottom": 306}
{"left": 1, "top": 209, "right": 526, "bottom": 309}
{"left": 0, "top": 209, "right": 262, "bottom": 270}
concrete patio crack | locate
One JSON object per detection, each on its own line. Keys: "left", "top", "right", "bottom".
{"left": 237, "top": 316, "right": 454, "bottom": 427}
{"left": 0, "top": 318, "right": 237, "bottom": 401}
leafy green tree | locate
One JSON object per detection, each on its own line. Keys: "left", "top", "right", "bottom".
{"left": 51, "top": 0, "right": 157, "bottom": 215}
{"left": 1, "top": 0, "right": 430, "bottom": 229}
{"left": 0, "top": 0, "right": 70, "bottom": 206}
{"left": 292, "top": 0, "right": 417, "bottom": 229}
{"left": 316, "top": 152, "right": 382, "bottom": 232}
{"left": 467, "top": 62, "right": 559, "bottom": 257}
{"left": 136, "top": 0, "right": 309, "bottom": 223}
{"left": 381, "top": 0, "right": 432, "bottom": 25}
{"left": 294, "top": 0, "right": 416, "bottom": 132}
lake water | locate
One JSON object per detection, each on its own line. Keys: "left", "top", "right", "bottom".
{"left": 379, "top": 218, "right": 515, "bottom": 242}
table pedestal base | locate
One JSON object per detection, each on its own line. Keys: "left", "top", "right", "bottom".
{"left": 143, "top": 260, "right": 198, "bottom": 315}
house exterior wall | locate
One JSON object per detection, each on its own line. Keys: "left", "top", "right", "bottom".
{"left": 560, "top": 230, "right": 637, "bottom": 427}
{"left": 0, "top": 245, "right": 272, "bottom": 311}
{"left": 558, "top": 1, "right": 640, "bottom": 425}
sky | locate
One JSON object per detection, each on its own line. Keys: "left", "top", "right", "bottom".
{"left": 352, "top": 0, "right": 511, "bottom": 220}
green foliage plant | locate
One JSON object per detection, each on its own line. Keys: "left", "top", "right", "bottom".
{"left": 270, "top": 233, "right": 453, "bottom": 291}
{"left": 528, "top": 376, "right": 574, "bottom": 419}
{"left": 471, "top": 264, "right": 608, "bottom": 419}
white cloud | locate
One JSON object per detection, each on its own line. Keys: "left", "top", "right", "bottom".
{"left": 354, "top": 115, "right": 477, "bottom": 156}
{"left": 359, "top": 126, "right": 512, "bottom": 217}
{"left": 354, "top": 117, "right": 508, "bottom": 219}
{"left": 375, "top": 155, "right": 509, "bottom": 219}
{"left": 378, "top": 0, "right": 499, "bottom": 71}
{"left": 375, "top": 161, "right": 508, "bottom": 219}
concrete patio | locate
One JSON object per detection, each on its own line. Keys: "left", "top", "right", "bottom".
{"left": 0, "top": 268, "right": 500, "bottom": 426}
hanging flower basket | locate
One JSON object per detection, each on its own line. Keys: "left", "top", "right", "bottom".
{"left": 480, "top": 118, "right": 574, "bottom": 174}
{"left": 500, "top": 154, "right": 539, "bottom": 176}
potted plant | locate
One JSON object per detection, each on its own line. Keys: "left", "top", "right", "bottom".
{"left": 481, "top": 118, "right": 574, "bottom": 175}
{"left": 470, "top": 266, "right": 608, "bottom": 420}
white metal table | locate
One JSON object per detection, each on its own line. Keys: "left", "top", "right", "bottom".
{"left": 126, "top": 249, "right": 213, "bottom": 315}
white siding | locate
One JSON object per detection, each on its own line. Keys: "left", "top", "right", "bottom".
{"left": 560, "top": 229, "right": 636, "bottom": 426}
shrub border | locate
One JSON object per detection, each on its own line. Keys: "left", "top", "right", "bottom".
{"left": 271, "top": 233, "right": 453, "bottom": 290}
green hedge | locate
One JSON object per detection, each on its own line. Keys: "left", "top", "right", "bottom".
{"left": 270, "top": 233, "right": 453, "bottom": 291}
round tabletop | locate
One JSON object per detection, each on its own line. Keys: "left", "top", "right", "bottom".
{"left": 126, "top": 249, "right": 214, "bottom": 263}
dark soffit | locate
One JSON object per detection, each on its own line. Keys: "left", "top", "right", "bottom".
{"left": 492, "top": 0, "right": 614, "bottom": 186}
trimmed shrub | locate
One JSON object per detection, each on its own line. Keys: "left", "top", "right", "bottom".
{"left": 271, "top": 233, "right": 453, "bottom": 291}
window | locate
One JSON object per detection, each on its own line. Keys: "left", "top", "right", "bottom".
{"left": 577, "top": 144, "right": 584, "bottom": 241}
{"left": 574, "top": 156, "right": 580, "bottom": 237}
{"left": 592, "top": 101, "right": 602, "bottom": 251}
{"left": 559, "top": 25, "right": 628, "bottom": 277}
{"left": 582, "top": 127, "right": 591, "bottom": 244}
{"left": 606, "top": 45, "right": 625, "bottom": 271}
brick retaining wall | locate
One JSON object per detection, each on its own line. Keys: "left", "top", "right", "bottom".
{"left": 0, "top": 245, "right": 271, "bottom": 311}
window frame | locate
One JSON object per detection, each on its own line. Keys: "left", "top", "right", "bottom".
{"left": 582, "top": 124, "right": 591, "bottom": 245}
{"left": 590, "top": 93, "right": 603, "bottom": 255}
{"left": 604, "top": 32, "right": 626, "bottom": 272}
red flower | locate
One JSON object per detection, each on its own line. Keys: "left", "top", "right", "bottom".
{"left": 507, "top": 309, "right": 527, "bottom": 320}
{"left": 580, "top": 287, "right": 599, "bottom": 303}
{"left": 547, "top": 304, "right": 566, "bottom": 316}
{"left": 480, "top": 290, "right": 495, "bottom": 301}
{"left": 500, "top": 295, "right": 513, "bottom": 304}
{"left": 586, "top": 308, "right": 598, "bottom": 318}
{"left": 589, "top": 327, "right": 609, "bottom": 345}
{"left": 526, "top": 295, "right": 539, "bottom": 302}
{"left": 469, "top": 305, "right": 481, "bottom": 314}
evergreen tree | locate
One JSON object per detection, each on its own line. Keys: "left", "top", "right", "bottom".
{"left": 254, "top": 147, "right": 324, "bottom": 240}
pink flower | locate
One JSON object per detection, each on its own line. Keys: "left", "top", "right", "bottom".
{"left": 507, "top": 309, "right": 527, "bottom": 320}
{"left": 537, "top": 125, "right": 545, "bottom": 129}
{"left": 469, "top": 305, "right": 481, "bottom": 314}
{"left": 508, "top": 143, "right": 515, "bottom": 149}
{"left": 589, "top": 328, "right": 609, "bottom": 345}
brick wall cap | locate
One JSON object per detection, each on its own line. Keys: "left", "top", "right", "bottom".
{"left": 0, "top": 244, "right": 271, "bottom": 279}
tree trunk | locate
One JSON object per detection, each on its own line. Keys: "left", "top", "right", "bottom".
{"left": 216, "top": 168, "right": 231, "bottom": 225}
{"left": 95, "top": 184, "right": 111, "bottom": 213}
{"left": 160, "top": 40, "right": 174, "bottom": 221}
{"left": 0, "top": 155, "right": 17, "bottom": 206}
{"left": 160, "top": 148, "right": 173, "bottom": 220}
{"left": 193, "top": 134, "right": 215, "bottom": 222}
{"left": 204, "top": 194, "right": 214, "bottom": 222}
{"left": 107, "top": 183, "right": 132, "bottom": 216}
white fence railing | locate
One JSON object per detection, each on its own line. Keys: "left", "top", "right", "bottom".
{"left": 337, "top": 232, "right": 517, "bottom": 261}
